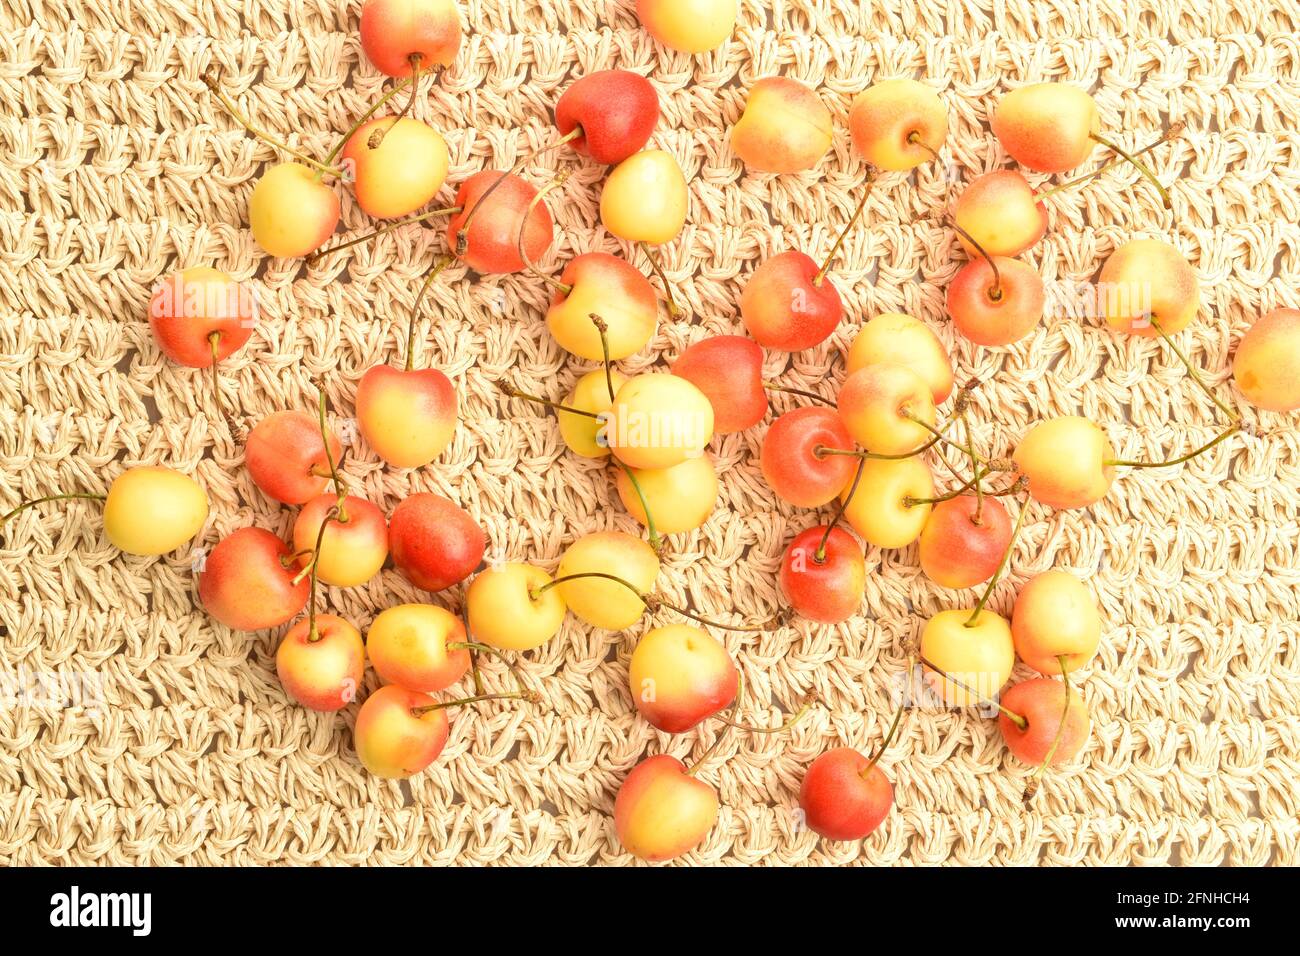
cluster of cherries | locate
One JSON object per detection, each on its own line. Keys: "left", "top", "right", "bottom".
{"left": 4, "top": 0, "right": 1299, "bottom": 863}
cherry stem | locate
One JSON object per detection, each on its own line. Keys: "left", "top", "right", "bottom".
{"left": 965, "top": 496, "right": 1028, "bottom": 628}
{"left": 862, "top": 670, "right": 911, "bottom": 776}
{"left": 906, "top": 472, "right": 1024, "bottom": 508}
{"left": 280, "top": 548, "right": 314, "bottom": 569}
{"left": 906, "top": 130, "right": 942, "bottom": 164}
{"left": 0, "top": 492, "right": 105, "bottom": 527}
{"left": 814, "top": 433, "right": 943, "bottom": 463}
{"left": 712, "top": 692, "right": 817, "bottom": 734}
{"left": 202, "top": 70, "right": 342, "bottom": 178}
{"left": 615, "top": 461, "right": 664, "bottom": 555}
{"left": 454, "top": 128, "right": 582, "bottom": 256}
{"left": 316, "top": 385, "right": 347, "bottom": 511}
{"left": 518, "top": 171, "right": 573, "bottom": 294}
{"left": 960, "top": 408, "right": 985, "bottom": 524}
{"left": 454, "top": 592, "right": 485, "bottom": 695}
{"left": 445, "top": 640, "right": 536, "bottom": 701}
{"left": 323, "top": 74, "right": 413, "bottom": 164}
{"left": 814, "top": 166, "right": 877, "bottom": 286}
{"left": 686, "top": 675, "right": 744, "bottom": 776}
{"left": 1149, "top": 316, "right": 1240, "bottom": 423}
{"left": 815, "top": 458, "right": 865, "bottom": 562}
{"left": 1089, "top": 131, "right": 1172, "bottom": 208}
{"left": 405, "top": 254, "right": 454, "bottom": 372}
{"left": 919, "top": 656, "right": 1027, "bottom": 730}
{"left": 497, "top": 382, "right": 598, "bottom": 418}
{"left": 366, "top": 55, "right": 422, "bottom": 151}
{"left": 639, "top": 243, "right": 682, "bottom": 317}
{"left": 207, "top": 332, "right": 225, "bottom": 431}
{"left": 588, "top": 313, "right": 617, "bottom": 401}
{"left": 305, "top": 504, "right": 340, "bottom": 642}
{"left": 410, "top": 689, "right": 538, "bottom": 717}
{"left": 762, "top": 381, "right": 834, "bottom": 408}
{"left": 950, "top": 220, "right": 1001, "bottom": 301}
{"left": 532, "top": 571, "right": 770, "bottom": 632}
{"left": 1105, "top": 424, "right": 1241, "bottom": 469}
{"left": 1024, "top": 655, "right": 1072, "bottom": 806}
{"left": 306, "top": 206, "right": 462, "bottom": 263}
{"left": 1035, "top": 124, "right": 1180, "bottom": 202}
{"left": 902, "top": 411, "right": 985, "bottom": 462}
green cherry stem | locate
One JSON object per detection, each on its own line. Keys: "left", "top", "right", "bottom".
{"left": 0, "top": 492, "right": 106, "bottom": 527}
{"left": 712, "top": 690, "right": 818, "bottom": 734}
{"left": 906, "top": 130, "right": 942, "bottom": 165}
{"left": 950, "top": 220, "right": 1002, "bottom": 300}
{"left": 685, "top": 676, "right": 742, "bottom": 777}
{"left": 316, "top": 385, "right": 348, "bottom": 513}
{"left": 366, "top": 55, "right": 422, "bottom": 150}
{"left": 1089, "top": 131, "right": 1172, "bottom": 208}
{"left": 1023, "top": 655, "right": 1072, "bottom": 806}
{"left": 410, "top": 689, "right": 538, "bottom": 717}
{"left": 531, "top": 571, "right": 775, "bottom": 632}
{"left": 815, "top": 458, "right": 865, "bottom": 562}
{"left": 445, "top": 640, "right": 537, "bottom": 701}
{"left": 763, "top": 381, "right": 835, "bottom": 407}
{"left": 965, "top": 497, "right": 1029, "bottom": 628}
{"left": 814, "top": 166, "right": 877, "bottom": 286}
{"left": 1104, "top": 424, "right": 1241, "bottom": 469}
{"left": 1035, "top": 123, "right": 1181, "bottom": 203}
{"left": 496, "top": 382, "right": 599, "bottom": 418}
{"left": 305, "top": 504, "right": 341, "bottom": 643}
{"left": 406, "top": 254, "right": 455, "bottom": 372}
{"left": 862, "top": 668, "right": 911, "bottom": 776}
{"left": 457, "top": 591, "right": 485, "bottom": 696}
{"left": 813, "top": 434, "right": 943, "bottom": 462}
{"left": 1149, "top": 316, "right": 1241, "bottom": 423}
{"left": 306, "top": 206, "right": 463, "bottom": 263}
{"left": 960, "top": 407, "right": 985, "bottom": 524}
{"left": 324, "top": 73, "right": 415, "bottom": 164}
{"left": 203, "top": 71, "right": 342, "bottom": 179}
{"left": 518, "top": 171, "right": 573, "bottom": 294}
{"left": 919, "top": 656, "right": 1028, "bottom": 730}
{"left": 589, "top": 313, "right": 617, "bottom": 402}
{"left": 615, "top": 461, "right": 664, "bottom": 555}
{"left": 639, "top": 242, "right": 682, "bottom": 317}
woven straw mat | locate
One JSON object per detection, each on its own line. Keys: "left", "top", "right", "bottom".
{"left": 2, "top": 0, "right": 1299, "bottom": 866}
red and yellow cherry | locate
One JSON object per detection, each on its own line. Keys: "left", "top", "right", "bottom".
{"left": 103, "top": 466, "right": 209, "bottom": 556}
{"left": 249, "top": 162, "right": 341, "bottom": 259}
{"left": 845, "top": 313, "right": 953, "bottom": 405}
{"left": 635, "top": 0, "right": 735, "bottom": 53}
{"left": 918, "top": 496, "right": 1012, "bottom": 589}
{"left": 616, "top": 455, "right": 719, "bottom": 534}
{"left": 760, "top": 406, "right": 855, "bottom": 508}
{"left": 740, "top": 251, "right": 842, "bottom": 351}
{"left": 600, "top": 149, "right": 689, "bottom": 245}
{"left": 799, "top": 747, "right": 893, "bottom": 841}
{"left": 1013, "top": 417, "right": 1115, "bottom": 510}
{"left": 991, "top": 83, "right": 1099, "bottom": 174}
{"left": 355, "top": 364, "right": 457, "bottom": 468}
{"left": 848, "top": 78, "right": 948, "bottom": 171}
{"left": 556, "top": 531, "right": 660, "bottom": 630}
{"left": 1233, "top": 307, "right": 1300, "bottom": 412}
{"left": 546, "top": 253, "right": 657, "bottom": 361}
{"left": 293, "top": 495, "right": 389, "bottom": 588}
{"left": 1012, "top": 570, "right": 1101, "bottom": 675}
{"left": 920, "top": 609, "right": 1015, "bottom": 707}
{"left": 341, "top": 118, "right": 449, "bottom": 219}
{"left": 275, "top": 613, "right": 365, "bottom": 711}
{"left": 559, "top": 369, "right": 630, "bottom": 458}
{"left": 245, "top": 410, "right": 342, "bottom": 506}
{"left": 555, "top": 70, "right": 660, "bottom": 166}
{"left": 198, "top": 527, "right": 308, "bottom": 630}
{"left": 465, "top": 563, "right": 567, "bottom": 650}
{"left": 671, "top": 335, "right": 766, "bottom": 434}
{"left": 1099, "top": 238, "right": 1199, "bottom": 337}
{"left": 731, "top": 77, "right": 832, "bottom": 174}
{"left": 628, "top": 624, "right": 738, "bottom": 732}
{"left": 359, "top": 0, "right": 462, "bottom": 76}
{"left": 388, "top": 493, "right": 485, "bottom": 592}
{"left": 606, "top": 373, "right": 714, "bottom": 470}
{"left": 839, "top": 457, "right": 934, "bottom": 549}
{"left": 947, "top": 255, "right": 1045, "bottom": 347}
{"left": 615, "top": 754, "right": 719, "bottom": 862}
{"left": 148, "top": 267, "right": 254, "bottom": 369}
{"left": 998, "top": 678, "right": 1091, "bottom": 766}
{"left": 366, "top": 603, "right": 470, "bottom": 693}
{"left": 447, "top": 170, "right": 553, "bottom": 274}
{"left": 837, "top": 363, "right": 935, "bottom": 455}
{"left": 353, "top": 684, "right": 450, "bottom": 778}
{"left": 779, "top": 526, "right": 866, "bottom": 624}
{"left": 953, "top": 171, "right": 1047, "bottom": 259}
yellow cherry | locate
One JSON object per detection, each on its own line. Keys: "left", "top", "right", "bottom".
{"left": 920, "top": 609, "right": 1015, "bottom": 707}
{"left": 845, "top": 313, "right": 954, "bottom": 405}
{"left": 465, "top": 563, "right": 567, "bottom": 651}
{"left": 600, "top": 150, "right": 689, "bottom": 245}
{"left": 559, "top": 369, "right": 629, "bottom": 458}
{"left": 616, "top": 455, "right": 718, "bottom": 534}
{"left": 556, "top": 531, "right": 660, "bottom": 630}
{"left": 839, "top": 457, "right": 935, "bottom": 549}
{"left": 636, "top": 0, "right": 736, "bottom": 54}
{"left": 103, "top": 466, "right": 209, "bottom": 556}
{"left": 249, "top": 162, "right": 340, "bottom": 258}
{"left": 606, "top": 373, "right": 714, "bottom": 470}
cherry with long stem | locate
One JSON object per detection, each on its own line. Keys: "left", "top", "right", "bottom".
{"left": 1105, "top": 424, "right": 1241, "bottom": 469}
{"left": 322, "top": 74, "right": 414, "bottom": 166}
{"left": 861, "top": 663, "right": 912, "bottom": 777}
{"left": 713, "top": 681, "right": 817, "bottom": 734}
{"left": 1035, "top": 123, "right": 1182, "bottom": 203}
{"left": 405, "top": 254, "right": 455, "bottom": 371}
{"left": 812, "top": 167, "right": 877, "bottom": 286}
{"left": 951, "top": 220, "right": 1002, "bottom": 302}
{"left": 367, "top": 55, "right": 423, "bottom": 150}
{"left": 445, "top": 639, "right": 537, "bottom": 701}
{"left": 453, "top": 128, "right": 583, "bottom": 256}
{"left": 306, "top": 205, "right": 462, "bottom": 263}
{"left": 203, "top": 71, "right": 343, "bottom": 179}
{"left": 589, "top": 313, "right": 618, "bottom": 401}
{"left": 531, "top": 571, "right": 777, "bottom": 632}
{"left": 496, "top": 382, "right": 598, "bottom": 419}
{"left": 965, "top": 497, "right": 1029, "bottom": 628}
{"left": 315, "top": 385, "right": 348, "bottom": 520}
{"left": 1089, "top": 132, "right": 1172, "bottom": 208}
{"left": 615, "top": 462, "right": 664, "bottom": 555}
{"left": 1023, "top": 654, "right": 1073, "bottom": 806}
{"left": 918, "top": 656, "right": 1028, "bottom": 730}
{"left": 1148, "top": 316, "right": 1241, "bottom": 423}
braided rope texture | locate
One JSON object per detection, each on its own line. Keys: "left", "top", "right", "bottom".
{"left": 2, "top": 0, "right": 1299, "bottom": 866}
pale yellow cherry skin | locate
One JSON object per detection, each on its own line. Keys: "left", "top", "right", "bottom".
{"left": 845, "top": 312, "right": 954, "bottom": 405}
{"left": 355, "top": 364, "right": 457, "bottom": 469}
{"left": 731, "top": 77, "right": 833, "bottom": 174}
{"left": 839, "top": 456, "right": 935, "bottom": 549}
{"left": 1012, "top": 417, "right": 1115, "bottom": 510}
{"left": 465, "top": 563, "right": 567, "bottom": 651}
{"left": 606, "top": 373, "right": 715, "bottom": 470}
{"left": 615, "top": 455, "right": 719, "bottom": 534}
{"left": 635, "top": 0, "right": 736, "bottom": 54}
{"left": 1011, "top": 570, "right": 1102, "bottom": 675}
{"left": 600, "top": 150, "right": 689, "bottom": 245}
{"left": 103, "top": 466, "right": 209, "bottom": 556}
{"left": 249, "top": 162, "right": 340, "bottom": 258}
{"left": 920, "top": 609, "right": 1015, "bottom": 707}
{"left": 992, "top": 83, "right": 1100, "bottom": 173}
{"left": 559, "top": 369, "right": 629, "bottom": 458}
{"left": 556, "top": 531, "right": 660, "bottom": 630}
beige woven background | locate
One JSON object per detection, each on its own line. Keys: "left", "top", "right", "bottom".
{"left": 2, "top": 0, "right": 1298, "bottom": 865}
